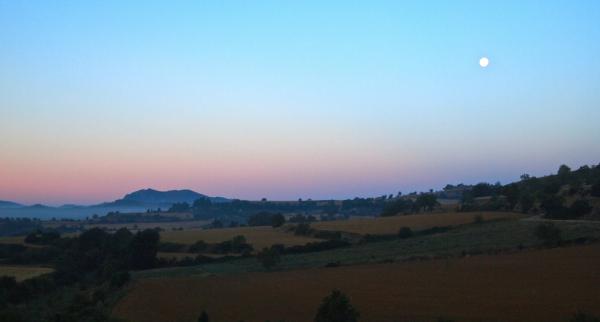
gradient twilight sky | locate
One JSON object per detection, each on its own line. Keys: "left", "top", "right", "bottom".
{"left": 1, "top": 1, "right": 600, "bottom": 205}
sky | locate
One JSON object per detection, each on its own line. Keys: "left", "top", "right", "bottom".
{"left": 1, "top": 1, "right": 600, "bottom": 205}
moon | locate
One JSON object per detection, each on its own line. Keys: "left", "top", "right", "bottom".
{"left": 479, "top": 57, "right": 490, "bottom": 68}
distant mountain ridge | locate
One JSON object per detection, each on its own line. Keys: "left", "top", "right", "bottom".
{"left": 0, "top": 189, "right": 230, "bottom": 219}
{"left": 94, "top": 188, "right": 230, "bottom": 208}
{"left": 0, "top": 200, "right": 23, "bottom": 208}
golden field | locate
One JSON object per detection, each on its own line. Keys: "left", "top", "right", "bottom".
{"left": 0, "top": 265, "right": 54, "bottom": 282}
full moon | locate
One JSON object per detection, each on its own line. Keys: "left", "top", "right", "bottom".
{"left": 479, "top": 57, "right": 490, "bottom": 68}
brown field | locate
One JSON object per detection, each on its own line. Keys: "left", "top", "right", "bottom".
{"left": 161, "top": 226, "right": 323, "bottom": 250}
{"left": 115, "top": 243, "right": 600, "bottom": 322}
{"left": 0, "top": 265, "right": 54, "bottom": 282}
{"left": 311, "top": 211, "right": 524, "bottom": 235}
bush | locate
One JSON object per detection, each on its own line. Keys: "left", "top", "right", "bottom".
{"left": 397, "top": 227, "right": 413, "bottom": 239}
{"left": 473, "top": 214, "right": 484, "bottom": 224}
{"left": 534, "top": 223, "right": 562, "bottom": 246}
{"left": 314, "top": 289, "right": 359, "bottom": 322}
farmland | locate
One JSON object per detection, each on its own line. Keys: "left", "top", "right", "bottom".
{"left": 135, "top": 219, "right": 600, "bottom": 278}
{"left": 311, "top": 211, "right": 523, "bottom": 235}
{"left": 0, "top": 265, "right": 54, "bottom": 282}
{"left": 114, "top": 242, "right": 600, "bottom": 322}
{"left": 161, "top": 226, "right": 323, "bottom": 250}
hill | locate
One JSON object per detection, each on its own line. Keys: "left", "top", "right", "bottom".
{"left": 0, "top": 200, "right": 23, "bottom": 208}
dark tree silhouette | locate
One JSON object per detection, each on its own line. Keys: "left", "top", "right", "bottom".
{"left": 314, "top": 289, "right": 360, "bottom": 322}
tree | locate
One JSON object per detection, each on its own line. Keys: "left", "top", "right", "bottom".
{"left": 558, "top": 164, "right": 571, "bottom": 177}
{"left": 168, "top": 202, "right": 190, "bottom": 212}
{"left": 314, "top": 289, "right": 360, "bottom": 322}
{"left": 415, "top": 193, "right": 438, "bottom": 212}
{"left": 502, "top": 184, "right": 520, "bottom": 210}
{"left": 198, "top": 310, "right": 210, "bottom": 322}
{"left": 271, "top": 213, "right": 286, "bottom": 228}
{"left": 519, "top": 193, "right": 535, "bottom": 213}
{"left": 193, "top": 197, "right": 212, "bottom": 209}
{"left": 257, "top": 246, "right": 281, "bottom": 270}
{"left": 130, "top": 229, "right": 160, "bottom": 269}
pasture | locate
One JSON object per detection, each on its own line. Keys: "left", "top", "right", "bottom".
{"left": 311, "top": 211, "right": 524, "bottom": 235}
{"left": 115, "top": 243, "right": 600, "bottom": 322}
{"left": 0, "top": 265, "right": 54, "bottom": 282}
{"left": 161, "top": 226, "right": 323, "bottom": 250}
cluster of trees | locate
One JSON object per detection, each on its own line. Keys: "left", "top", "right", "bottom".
{"left": 24, "top": 229, "right": 60, "bottom": 244}
{"left": 380, "top": 193, "right": 439, "bottom": 217}
{"left": 159, "top": 235, "right": 254, "bottom": 255}
{"left": 0, "top": 218, "right": 41, "bottom": 237}
{"left": 157, "top": 195, "right": 391, "bottom": 221}
{"left": 0, "top": 227, "right": 161, "bottom": 321}
{"left": 248, "top": 212, "right": 286, "bottom": 227}
{"left": 458, "top": 164, "right": 600, "bottom": 218}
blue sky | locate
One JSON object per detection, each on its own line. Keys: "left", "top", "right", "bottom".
{"left": 1, "top": 1, "right": 600, "bottom": 204}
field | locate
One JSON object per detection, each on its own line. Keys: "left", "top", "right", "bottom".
{"left": 161, "top": 226, "right": 323, "bottom": 250}
{"left": 0, "top": 265, "right": 54, "bottom": 282}
{"left": 311, "top": 211, "right": 524, "bottom": 235}
{"left": 84, "top": 220, "right": 211, "bottom": 232}
{"left": 0, "top": 235, "right": 28, "bottom": 245}
{"left": 115, "top": 243, "right": 600, "bottom": 322}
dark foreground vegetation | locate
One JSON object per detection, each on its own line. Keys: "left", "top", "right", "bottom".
{"left": 0, "top": 227, "right": 164, "bottom": 321}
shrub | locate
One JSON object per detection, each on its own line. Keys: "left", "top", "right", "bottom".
{"left": 534, "top": 223, "right": 562, "bottom": 246}
{"left": 314, "top": 289, "right": 359, "bottom": 322}
{"left": 397, "top": 227, "right": 413, "bottom": 239}
{"left": 473, "top": 214, "right": 484, "bottom": 224}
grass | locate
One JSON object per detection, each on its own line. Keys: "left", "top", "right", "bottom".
{"left": 115, "top": 243, "right": 600, "bottom": 322}
{"left": 0, "top": 265, "right": 54, "bottom": 281}
{"left": 310, "top": 211, "right": 524, "bottom": 235}
{"left": 160, "top": 226, "right": 323, "bottom": 250}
